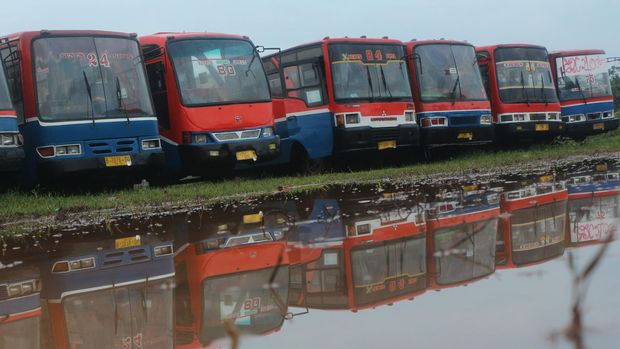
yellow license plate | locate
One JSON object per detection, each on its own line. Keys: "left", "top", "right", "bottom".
{"left": 378, "top": 140, "right": 396, "bottom": 150}
{"left": 115, "top": 236, "right": 141, "bottom": 249}
{"left": 104, "top": 155, "right": 132, "bottom": 167}
{"left": 457, "top": 132, "right": 473, "bottom": 140}
{"left": 236, "top": 150, "right": 257, "bottom": 161}
{"left": 243, "top": 213, "right": 264, "bottom": 224}
{"left": 593, "top": 123, "right": 605, "bottom": 130}
{"left": 535, "top": 123, "right": 549, "bottom": 131}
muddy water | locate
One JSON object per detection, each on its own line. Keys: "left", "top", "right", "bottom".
{"left": 1, "top": 161, "right": 619, "bottom": 349}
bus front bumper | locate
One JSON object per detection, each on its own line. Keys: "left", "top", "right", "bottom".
{"left": 37, "top": 151, "right": 165, "bottom": 178}
{"left": 333, "top": 125, "right": 420, "bottom": 152}
{"left": 420, "top": 125, "right": 494, "bottom": 148}
{"left": 0, "top": 146, "right": 24, "bottom": 173}
{"left": 178, "top": 136, "right": 280, "bottom": 171}
{"left": 494, "top": 121, "right": 564, "bottom": 139}
{"left": 565, "top": 118, "right": 619, "bottom": 138}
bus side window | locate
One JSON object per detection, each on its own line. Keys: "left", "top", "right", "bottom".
{"left": 0, "top": 44, "right": 24, "bottom": 123}
{"left": 146, "top": 61, "right": 170, "bottom": 129}
{"left": 283, "top": 63, "right": 325, "bottom": 107}
{"left": 267, "top": 72, "right": 283, "bottom": 98}
{"left": 479, "top": 64, "right": 491, "bottom": 98}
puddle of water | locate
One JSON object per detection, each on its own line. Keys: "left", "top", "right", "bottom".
{"left": 1, "top": 160, "right": 619, "bottom": 349}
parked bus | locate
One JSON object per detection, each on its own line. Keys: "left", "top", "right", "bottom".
{"left": 262, "top": 37, "right": 419, "bottom": 170}
{"left": 139, "top": 32, "right": 280, "bottom": 177}
{"left": 405, "top": 40, "right": 494, "bottom": 150}
{"left": 0, "top": 30, "right": 164, "bottom": 184}
{"left": 567, "top": 167, "right": 619, "bottom": 247}
{"left": 0, "top": 262, "right": 41, "bottom": 348}
{"left": 0, "top": 53, "right": 24, "bottom": 172}
{"left": 174, "top": 213, "right": 289, "bottom": 348}
{"left": 476, "top": 44, "right": 563, "bottom": 142}
{"left": 425, "top": 187, "right": 500, "bottom": 289}
{"left": 288, "top": 192, "right": 427, "bottom": 311}
{"left": 40, "top": 231, "right": 175, "bottom": 349}
{"left": 549, "top": 49, "right": 619, "bottom": 139}
{"left": 496, "top": 180, "right": 567, "bottom": 268}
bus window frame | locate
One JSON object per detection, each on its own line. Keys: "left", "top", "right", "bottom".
{"left": 145, "top": 59, "right": 171, "bottom": 129}
{"left": 0, "top": 40, "right": 25, "bottom": 124}
{"left": 278, "top": 45, "right": 328, "bottom": 108}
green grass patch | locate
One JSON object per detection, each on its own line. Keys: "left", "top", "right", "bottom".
{"left": 1, "top": 129, "right": 619, "bottom": 222}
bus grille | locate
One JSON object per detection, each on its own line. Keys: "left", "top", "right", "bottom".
{"left": 102, "top": 247, "right": 150, "bottom": 267}
{"left": 587, "top": 112, "right": 602, "bottom": 120}
{"left": 450, "top": 116, "right": 479, "bottom": 125}
{"left": 87, "top": 139, "right": 137, "bottom": 155}
{"left": 530, "top": 113, "right": 547, "bottom": 121}
{"left": 0, "top": 285, "right": 8, "bottom": 300}
{"left": 371, "top": 129, "right": 402, "bottom": 142}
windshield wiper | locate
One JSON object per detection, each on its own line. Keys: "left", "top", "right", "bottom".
{"left": 112, "top": 282, "right": 119, "bottom": 335}
{"left": 116, "top": 77, "right": 130, "bottom": 123}
{"left": 574, "top": 78, "right": 588, "bottom": 105}
{"left": 541, "top": 75, "right": 548, "bottom": 106}
{"left": 379, "top": 65, "right": 392, "bottom": 98}
{"left": 520, "top": 70, "right": 530, "bottom": 105}
{"left": 82, "top": 71, "right": 95, "bottom": 125}
{"left": 365, "top": 65, "right": 375, "bottom": 101}
{"left": 450, "top": 75, "right": 461, "bottom": 105}
{"left": 142, "top": 277, "right": 149, "bottom": 323}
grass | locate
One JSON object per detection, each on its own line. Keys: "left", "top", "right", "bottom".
{"left": 1, "top": 129, "right": 619, "bottom": 229}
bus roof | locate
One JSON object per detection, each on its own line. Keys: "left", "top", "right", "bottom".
{"left": 405, "top": 39, "right": 473, "bottom": 49}
{"left": 139, "top": 32, "right": 251, "bottom": 46}
{"left": 1, "top": 30, "right": 137, "bottom": 42}
{"left": 549, "top": 49, "right": 606, "bottom": 58}
{"left": 476, "top": 43, "right": 547, "bottom": 53}
{"left": 263, "top": 36, "right": 404, "bottom": 60}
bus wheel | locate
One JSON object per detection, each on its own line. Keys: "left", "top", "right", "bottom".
{"left": 423, "top": 147, "right": 433, "bottom": 162}
{"left": 292, "top": 145, "right": 327, "bottom": 175}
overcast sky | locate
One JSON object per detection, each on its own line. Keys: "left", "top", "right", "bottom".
{"left": 2, "top": 0, "right": 619, "bottom": 60}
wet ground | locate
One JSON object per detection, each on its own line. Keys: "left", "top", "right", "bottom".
{"left": 1, "top": 159, "right": 619, "bottom": 348}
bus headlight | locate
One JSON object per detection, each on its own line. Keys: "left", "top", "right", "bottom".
{"left": 404, "top": 111, "right": 416, "bottom": 123}
{"left": 154, "top": 244, "right": 173, "bottom": 257}
{"left": 602, "top": 111, "right": 614, "bottom": 118}
{"left": 193, "top": 134, "right": 208, "bottom": 144}
{"left": 52, "top": 257, "right": 96, "bottom": 273}
{"left": 421, "top": 116, "right": 447, "bottom": 127}
{"left": 0, "top": 133, "right": 18, "bottom": 146}
{"left": 513, "top": 114, "right": 526, "bottom": 121}
{"left": 345, "top": 113, "right": 360, "bottom": 124}
{"left": 141, "top": 139, "right": 161, "bottom": 150}
{"left": 480, "top": 114, "right": 492, "bottom": 125}
{"left": 261, "top": 127, "right": 274, "bottom": 137}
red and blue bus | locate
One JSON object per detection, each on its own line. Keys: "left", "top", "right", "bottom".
{"left": 0, "top": 53, "right": 24, "bottom": 172}
{"left": 139, "top": 32, "right": 279, "bottom": 177}
{"left": 262, "top": 37, "right": 419, "bottom": 170}
{"left": 496, "top": 180, "right": 567, "bottom": 268}
{"left": 0, "top": 30, "right": 164, "bottom": 184}
{"left": 40, "top": 232, "right": 175, "bottom": 349}
{"left": 0, "top": 263, "right": 41, "bottom": 348}
{"left": 174, "top": 218, "right": 289, "bottom": 348}
{"left": 476, "top": 44, "right": 563, "bottom": 142}
{"left": 405, "top": 40, "right": 494, "bottom": 150}
{"left": 288, "top": 192, "right": 427, "bottom": 311}
{"left": 425, "top": 187, "right": 500, "bottom": 290}
{"left": 567, "top": 168, "right": 619, "bottom": 247}
{"left": 549, "top": 49, "right": 619, "bottom": 139}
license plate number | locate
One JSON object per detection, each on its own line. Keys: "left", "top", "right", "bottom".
{"left": 104, "top": 155, "right": 132, "bottom": 167}
{"left": 593, "top": 123, "right": 605, "bottom": 130}
{"left": 236, "top": 150, "right": 257, "bottom": 161}
{"left": 535, "top": 123, "right": 549, "bottom": 131}
{"left": 378, "top": 140, "right": 396, "bottom": 150}
{"left": 115, "top": 236, "right": 141, "bottom": 249}
{"left": 457, "top": 132, "right": 473, "bottom": 140}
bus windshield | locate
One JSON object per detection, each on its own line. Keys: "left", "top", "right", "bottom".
{"left": 33, "top": 36, "right": 154, "bottom": 122}
{"left": 511, "top": 201, "right": 566, "bottom": 265}
{"left": 555, "top": 54, "right": 612, "bottom": 101}
{"left": 329, "top": 43, "right": 412, "bottom": 102}
{"left": 351, "top": 236, "right": 426, "bottom": 306}
{"left": 168, "top": 39, "right": 271, "bottom": 106}
{"left": 415, "top": 44, "right": 487, "bottom": 102}
{"left": 62, "top": 277, "right": 174, "bottom": 349}
{"left": 433, "top": 218, "right": 498, "bottom": 285}
{"left": 0, "top": 62, "right": 14, "bottom": 110}
{"left": 0, "top": 316, "right": 40, "bottom": 349}
{"left": 495, "top": 47, "right": 558, "bottom": 104}
{"left": 201, "top": 266, "right": 289, "bottom": 344}
{"left": 569, "top": 194, "right": 620, "bottom": 243}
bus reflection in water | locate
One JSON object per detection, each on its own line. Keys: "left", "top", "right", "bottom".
{"left": 287, "top": 192, "right": 427, "bottom": 311}
{"left": 173, "top": 205, "right": 290, "bottom": 348}
{"left": 567, "top": 167, "right": 620, "bottom": 247}
{"left": 39, "top": 232, "right": 175, "bottom": 349}
{"left": 496, "top": 180, "right": 568, "bottom": 268}
{"left": 425, "top": 187, "right": 500, "bottom": 289}
{"left": 0, "top": 262, "right": 41, "bottom": 349}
